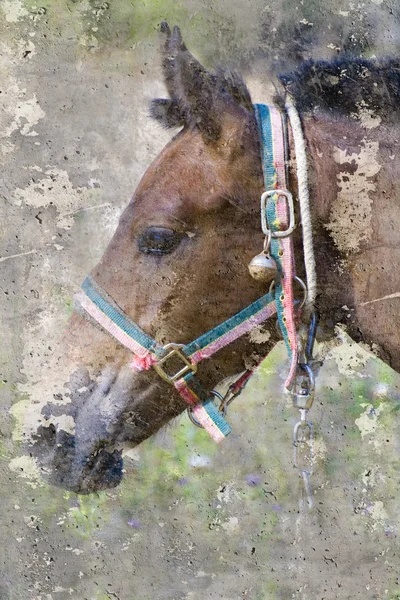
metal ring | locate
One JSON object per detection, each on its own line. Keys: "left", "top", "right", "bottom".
{"left": 210, "top": 390, "right": 224, "bottom": 402}
{"left": 294, "top": 276, "right": 308, "bottom": 309}
{"left": 293, "top": 416, "right": 314, "bottom": 441}
{"left": 187, "top": 406, "right": 203, "bottom": 428}
{"left": 186, "top": 390, "right": 223, "bottom": 429}
{"left": 263, "top": 230, "right": 272, "bottom": 253}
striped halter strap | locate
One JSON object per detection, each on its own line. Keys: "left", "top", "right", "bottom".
{"left": 76, "top": 104, "right": 307, "bottom": 443}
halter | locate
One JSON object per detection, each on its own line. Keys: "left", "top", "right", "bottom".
{"left": 76, "top": 103, "right": 316, "bottom": 451}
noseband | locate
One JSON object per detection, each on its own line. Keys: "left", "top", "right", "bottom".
{"left": 76, "top": 103, "right": 317, "bottom": 458}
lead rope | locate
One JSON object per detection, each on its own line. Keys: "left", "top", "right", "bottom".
{"left": 286, "top": 97, "right": 318, "bottom": 511}
{"left": 285, "top": 97, "right": 317, "bottom": 311}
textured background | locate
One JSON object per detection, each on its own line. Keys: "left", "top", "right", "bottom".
{"left": 2, "top": 1, "right": 400, "bottom": 599}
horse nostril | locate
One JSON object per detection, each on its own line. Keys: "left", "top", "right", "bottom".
{"left": 72, "top": 446, "right": 123, "bottom": 494}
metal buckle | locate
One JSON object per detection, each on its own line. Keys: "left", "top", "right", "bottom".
{"left": 261, "top": 189, "right": 296, "bottom": 238}
{"left": 153, "top": 343, "right": 197, "bottom": 385}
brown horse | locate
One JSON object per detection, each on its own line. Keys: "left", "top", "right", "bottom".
{"left": 30, "top": 24, "right": 400, "bottom": 493}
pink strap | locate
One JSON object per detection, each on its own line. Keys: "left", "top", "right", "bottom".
{"left": 130, "top": 354, "right": 158, "bottom": 371}
{"left": 270, "top": 106, "right": 298, "bottom": 389}
{"left": 189, "top": 301, "right": 277, "bottom": 364}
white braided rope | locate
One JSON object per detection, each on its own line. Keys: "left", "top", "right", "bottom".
{"left": 285, "top": 96, "right": 317, "bottom": 310}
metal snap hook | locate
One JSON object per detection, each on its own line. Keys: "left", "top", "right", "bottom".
{"left": 300, "top": 469, "right": 314, "bottom": 511}
{"left": 293, "top": 417, "right": 314, "bottom": 473}
{"left": 218, "top": 386, "right": 237, "bottom": 416}
{"left": 305, "top": 310, "right": 318, "bottom": 364}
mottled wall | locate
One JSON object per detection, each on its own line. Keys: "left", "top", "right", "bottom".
{"left": 2, "top": 1, "right": 400, "bottom": 599}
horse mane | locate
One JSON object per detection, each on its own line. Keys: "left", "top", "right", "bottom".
{"left": 279, "top": 57, "right": 400, "bottom": 120}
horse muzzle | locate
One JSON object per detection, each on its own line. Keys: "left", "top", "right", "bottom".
{"left": 28, "top": 365, "right": 172, "bottom": 494}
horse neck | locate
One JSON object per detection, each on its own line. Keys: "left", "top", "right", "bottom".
{"left": 301, "top": 112, "right": 400, "bottom": 371}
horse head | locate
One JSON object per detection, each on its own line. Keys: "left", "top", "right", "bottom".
{"left": 29, "top": 24, "right": 278, "bottom": 494}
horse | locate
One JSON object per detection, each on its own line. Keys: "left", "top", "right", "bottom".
{"left": 28, "top": 24, "right": 400, "bottom": 494}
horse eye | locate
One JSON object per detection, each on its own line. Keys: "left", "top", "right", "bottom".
{"left": 137, "top": 227, "right": 184, "bottom": 255}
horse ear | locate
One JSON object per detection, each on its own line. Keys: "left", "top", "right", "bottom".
{"left": 150, "top": 98, "right": 187, "bottom": 128}
{"left": 215, "top": 67, "right": 253, "bottom": 113}
{"left": 160, "top": 23, "right": 221, "bottom": 143}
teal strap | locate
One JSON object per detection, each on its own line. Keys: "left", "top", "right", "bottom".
{"left": 254, "top": 104, "right": 277, "bottom": 189}
{"left": 254, "top": 104, "right": 292, "bottom": 359}
{"left": 183, "top": 290, "right": 276, "bottom": 359}
{"left": 82, "top": 276, "right": 166, "bottom": 358}
{"left": 178, "top": 372, "right": 232, "bottom": 438}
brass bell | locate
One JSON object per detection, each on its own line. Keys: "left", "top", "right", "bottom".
{"left": 248, "top": 251, "right": 277, "bottom": 283}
